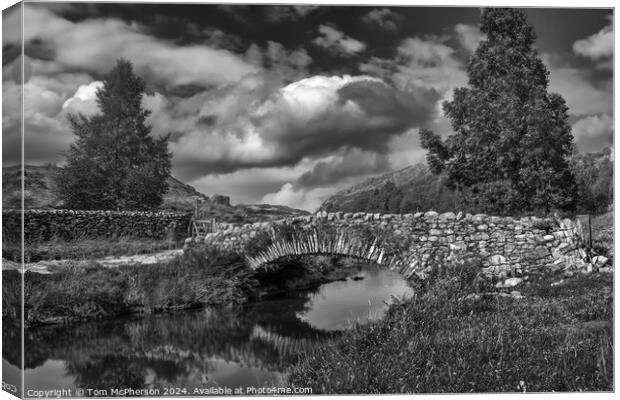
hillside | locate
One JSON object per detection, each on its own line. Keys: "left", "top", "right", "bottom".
{"left": 320, "top": 147, "right": 613, "bottom": 216}
{"left": 320, "top": 163, "right": 458, "bottom": 214}
{"left": 2, "top": 165, "right": 308, "bottom": 223}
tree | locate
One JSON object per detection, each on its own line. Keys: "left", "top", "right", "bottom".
{"left": 56, "top": 59, "right": 171, "bottom": 210}
{"left": 420, "top": 8, "right": 577, "bottom": 215}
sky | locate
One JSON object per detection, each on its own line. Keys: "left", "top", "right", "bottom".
{"left": 2, "top": 3, "right": 614, "bottom": 211}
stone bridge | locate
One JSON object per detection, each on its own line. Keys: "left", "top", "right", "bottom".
{"left": 184, "top": 211, "right": 592, "bottom": 279}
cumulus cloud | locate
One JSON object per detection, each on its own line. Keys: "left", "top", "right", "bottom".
{"left": 362, "top": 8, "right": 400, "bottom": 31}
{"left": 61, "top": 81, "right": 103, "bottom": 116}
{"left": 573, "top": 16, "right": 613, "bottom": 63}
{"left": 571, "top": 114, "right": 613, "bottom": 153}
{"left": 21, "top": 5, "right": 258, "bottom": 88}
{"left": 572, "top": 114, "right": 613, "bottom": 140}
{"left": 454, "top": 24, "right": 485, "bottom": 53}
{"left": 313, "top": 25, "right": 367, "bottom": 55}
{"left": 170, "top": 74, "right": 438, "bottom": 180}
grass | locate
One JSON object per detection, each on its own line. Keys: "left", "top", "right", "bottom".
{"left": 288, "top": 261, "right": 613, "bottom": 393}
{"left": 592, "top": 210, "right": 613, "bottom": 261}
{"left": 3, "top": 246, "right": 259, "bottom": 327}
{"left": 3, "top": 235, "right": 181, "bottom": 263}
{"left": 3, "top": 244, "right": 355, "bottom": 327}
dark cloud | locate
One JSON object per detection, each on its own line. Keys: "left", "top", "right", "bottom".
{"left": 362, "top": 8, "right": 402, "bottom": 31}
{"left": 295, "top": 149, "right": 391, "bottom": 189}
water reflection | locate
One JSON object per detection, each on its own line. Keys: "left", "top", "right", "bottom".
{"left": 6, "top": 265, "right": 412, "bottom": 395}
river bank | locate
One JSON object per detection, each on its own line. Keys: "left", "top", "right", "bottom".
{"left": 2, "top": 245, "right": 356, "bottom": 328}
{"left": 289, "top": 262, "right": 613, "bottom": 392}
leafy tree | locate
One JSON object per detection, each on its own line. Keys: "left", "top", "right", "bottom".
{"left": 570, "top": 148, "right": 613, "bottom": 214}
{"left": 56, "top": 59, "right": 171, "bottom": 210}
{"left": 420, "top": 8, "right": 577, "bottom": 215}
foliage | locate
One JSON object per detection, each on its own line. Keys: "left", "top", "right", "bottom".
{"left": 289, "top": 267, "right": 613, "bottom": 393}
{"left": 55, "top": 59, "right": 171, "bottom": 210}
{"left": 570, "top": 148, "right": 613, "bottom": 215}
{"left": 420, "top": 9, "right": 577, "bottom": 215}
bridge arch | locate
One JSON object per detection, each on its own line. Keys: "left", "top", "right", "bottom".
{"left": 185, "top": 211, "right": 593, "bottom": 279}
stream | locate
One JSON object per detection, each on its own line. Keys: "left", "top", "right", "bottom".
{"left": 4, "top": 264, "right": 413, "bottom": 396}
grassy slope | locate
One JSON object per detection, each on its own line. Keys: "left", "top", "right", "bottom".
{"left": 289, "top": 264, "right": 613, "bottom": 393}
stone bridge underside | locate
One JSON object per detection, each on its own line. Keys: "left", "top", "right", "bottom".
{"left": 185, "top": 211, "right": 590, "bottom": 279}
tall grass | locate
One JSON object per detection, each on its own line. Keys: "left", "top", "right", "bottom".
{"left": 5, "top": 246, "right": 259, "bottom": 327}
{"left": 289, "top": 261, "right": 613, "bottom": 393}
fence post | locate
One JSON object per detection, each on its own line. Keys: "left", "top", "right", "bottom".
{"left": 575, "top": 214, "right": 592, "bottom": 249}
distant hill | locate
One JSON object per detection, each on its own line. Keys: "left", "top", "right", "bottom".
{"left": 2, "top": 165, "right": 308, "bottom": 223}
{"left": 320, "top": 147, "right": 614, "bottom": 216}
{"left": 320, "top": 163, "right": 458, "bottom": 214}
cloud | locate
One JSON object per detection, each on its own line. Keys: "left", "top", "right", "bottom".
{"left": 295, "top": 149, "right": 391, "bottom": 189}
{"left": 22, "top": 5, "right": 258, "bottom": 88}
{"left": 361, "top": 36, "right": 467, "bottom": 96}
{"left": 546, "top": 63, "right": 612, "bottom": 117}
{"left": 261, "top": 183, "right": 339, "bottom": 212}
{"left": 454, "top": 24, "right": 485, "bottom": 53}
{"left": 571, "top": 113, "right": 613, "bottom": 153}
{"left": 573, "top": 16, "right": 613, "bottom": 62}
{"left": 193, "top": 26, "right": 243, "bottom": 51}
{"left": 264, "top": 41, "right": 312, "bottom": 81}
{"left": 362, "top": 8, "right": 400, "bottom": 31}
{"left": 189, "top": 165, "right": 305, "bottom": 204}
{"left": 61, "top": 81, "right": 104, "bottom": 116}
{"left": 313, "top": 25, "right": 366, "bottom": 55}
{"left": 572, "top": 114, "right": 613, "bottom": 140}
{"left": 264, "top": 5, "right": 318, "bottom": 22}
{"left": 170, "top": 74, "right": 439, "bottom": 180}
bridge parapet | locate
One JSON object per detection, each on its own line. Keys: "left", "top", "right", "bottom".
{"left": 184, "top": 211, "right": 592, "bottom": 279}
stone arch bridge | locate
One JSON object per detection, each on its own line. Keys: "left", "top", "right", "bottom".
{"left": 184, "top": 211, "right": 591, "bottom": 279}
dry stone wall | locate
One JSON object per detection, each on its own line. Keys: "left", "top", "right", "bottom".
{"left": 185, "top": 210, "right": 594, "bottom": 278}
{"left": 3, "top": 209, "right": 192, "bottom": 241}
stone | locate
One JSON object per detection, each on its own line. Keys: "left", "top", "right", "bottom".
{"left": 424, "top": 210, "right": 438, "bottom": 218}
{"left": 488, "top": 254, "right": 507, "bottom": 265}
{"left": 438, "top": 212, "right": 456, "bottom": 221}
{"left": 542, "top": 234, "right": 555, "bottom": 242}
{"left": 510, "top": 291, "right": 524, "bottom": 299}
{"left": 592, "top": 255, "right": 608, "bottom": 268}
{"left": 429, "top": 228, "right": 442, "bottom": 235}
{"left": 184, "top": 237, "right": 193, "bottom": 244}
{"left": 476, "top": 224, "right": 488, "bottom": 231}
{"left": 497, "top": 277, "right": 523, "bottom": 288}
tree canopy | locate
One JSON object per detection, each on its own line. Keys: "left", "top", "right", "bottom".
{"left": 56, "top": 59, "right": 171, "bottom": 210}
{"left": 420, "top": 8, "right": 577, "bottom": 215}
